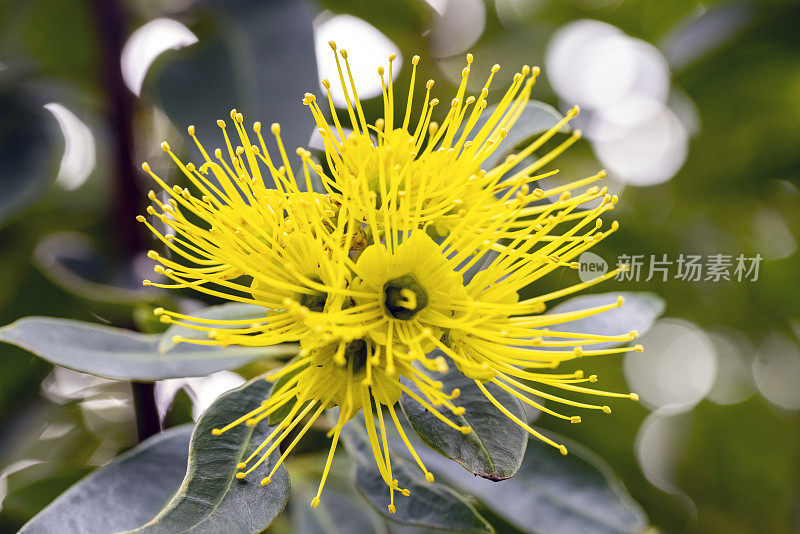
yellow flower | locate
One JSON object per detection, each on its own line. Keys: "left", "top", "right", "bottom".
{"left": 348, "top": 231, "right": 468, "bottom": 373}
{"left": 138, "top": 112, "right": 470, "bottom": 510}
{"left": 212, "top": 337, "right": 468, "bottom": 512}
{"left": 303, "top": 42, "right": 599, "bottom": 240}
{"left": 138, "top": 47, "right": 645, "bottom": 510}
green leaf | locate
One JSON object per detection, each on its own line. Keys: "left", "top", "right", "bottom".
{"left": 147, "top": 0, "right": 318, "bottom": 170}
{"left": 547, "top": 292, "right": 665, "bottom": 350}
{"left": 411, "top": 432, "right": 648, "bottom": 534}
{"left": 341, "top": 421, "right": 493, "bottom": 533}
{"left": 0, "top": 81, "right": 59, "bottom": 228}
{"left": 291, "top": 482, "right": 388, "bottom": 534}
{"left": 0, "top": 316, "right": 295, "bottom": 381}
{"left": 123, "top": 378, "right": 290, "bottom": 533}
{"left": 34, "top": 231, "right": 164, "bottom": 305}
{"left": 157, "top": 302, "right": 267, "bottom": 353}
{"left": 400, "top": 354, "right": 527, "bottom": 480}
{"left": 19, "top": 426, "right": 193, "bottom": 534}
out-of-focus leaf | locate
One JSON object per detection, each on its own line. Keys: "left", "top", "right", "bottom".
{"left": 546, "top": 292, "right": 665, "bottom": 350}
{"left": 341, "top": 421, "right": 493, "bottom": 533}
{"left": 412, "top": 432, "right": 648, "bottom": 534}
{"left": 19, "top": 426, "right": 192, "bottom": 534}
{"left": 291, "top": 482, "right": 387, "bottom": 534}
{"left": 123, "top": 379, "right": 290, "bottom": 533}
{"left": 400, "top": 353, "right": 527, "bottom": 480}
{"left": 0, "top": 316, "right": 295, "bottom": 381}
{"left": 0, "top": 83, "right": 59, "bottom": 228}
{"left": 34, "top": 232, "right": 163, "bottom": 305}
{"left": 157, "top": 302, "right": 266, "bottom": 353}
{"left": 147, "top": 0, "right": 318, "bottom": 170}
{"left": 481, "top": 100, "right": 570, "bottom": 168}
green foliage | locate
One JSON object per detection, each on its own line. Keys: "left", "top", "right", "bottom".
{"left": 342, "top": 420, "right": 494, "bottom": 533}
{"left": 0, "top": 316, "right": 294, "bottom": 381}
{"left": 0, "top": 81, "right": 59, "bottom": 228}
{"left": 123, "top": 379, "right": 290, "bottom": 534}
{"left": 400, "top": 355, "right": 528, "bottom": 480}
{"left": 417, "top": 432, "right": 648, "bottom": 534}
{"left": 19, "top": 426, "right": 192, "bottom": 534}
{"left": 146, "top": 0, "right": 319, "bottom": 163}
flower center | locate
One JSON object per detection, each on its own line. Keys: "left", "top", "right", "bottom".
{"left": 344, "top": 339, "right": 369, "bottom": 373}
{"left": 300, "top": 276, "right": 327, "bottom": 312}
{"left": 383, "top": 273, "right": 428, "bottom": 320}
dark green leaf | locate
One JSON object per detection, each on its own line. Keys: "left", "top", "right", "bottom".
{"left": 19, "top": 426, "right": 193, "bottom": 534}
{"left": 341, "top": 421, "right": 493, "bottom": 533}
{"left": 123, "top": 378, "right": 290, "bottom": 533}
{"left": 157, "top": 302, "right": 267, "bottom": 353}
{"left": 412, "top": 432, "right": 648, "bottom": 534}
{"left": 291, "top": 482, "right": 388, "bottom": 534}
{"left": 34, "top": 231, "right": 164, "bottom": 305}
{"left": 148, "top": 0, "right": 318, "bottom": 170}
{"left": 546, "top": 292, "right": 665, "bottom": 350}
{"left": 400, "top": 354, "right": 527, "bottom": 480}
{"left": 0, "top": 316, "right": 295, "bottom": 381}
{"left": 0, "top": 82, "right": 59, "bottom": 227}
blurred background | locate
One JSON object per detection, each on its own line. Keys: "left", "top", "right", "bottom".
{"left": 1, "top": 0, "right": 799, "bottom": 532}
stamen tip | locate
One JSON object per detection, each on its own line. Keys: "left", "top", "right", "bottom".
{"left": 261, "top": 477, "right": 271, "bottom": 486}
{"left": 211, "top": 428, "right": 223, "bottom": 436}
{"left": 237, "top": 462, "right": 247, "bottom": 469}
{"left": 235, "top": 472, "right": 246, "bottom": 479}
{"left": 630, "top": 392, "right": 640, "bottom": 401}
{"left": 559, "top": 445, "right": 568, "bottom": 455}
{"left": 460, "top": 426, "right": 472, "bottom": 435}
{"left": 388, "top": 504, "right": 396, "bottom": 514}
{"left": 425, "top": 472, "right": 434, "bottom": 483}
{"left": 602, "top": 406, "right": 612, "bottom": 414}
{"left": 311, "top": 497, "right": 320, "bottom": 508}
{"left": 634, "top": 344, "right": 644, "bottom": 352}
{"left": 570, "top": 416, "right": 581, "bottom": 424}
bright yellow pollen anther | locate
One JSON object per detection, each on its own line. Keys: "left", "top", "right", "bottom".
{"left": 211, "top": 428, "right": 222, "bottom": 436}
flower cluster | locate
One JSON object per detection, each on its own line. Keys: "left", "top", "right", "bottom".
{"left": 139, "top": 43, "right": 641, "bottom": 512}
